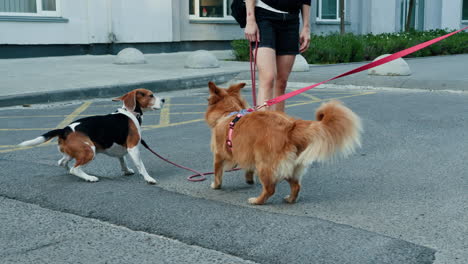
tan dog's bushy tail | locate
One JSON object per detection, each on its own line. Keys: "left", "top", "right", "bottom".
{"left": 296, "top": 100, "right": 362, "bottom": 165}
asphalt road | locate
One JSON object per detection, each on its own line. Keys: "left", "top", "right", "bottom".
{"left": 0, "top": 84, "right": 466, "bottom": 264}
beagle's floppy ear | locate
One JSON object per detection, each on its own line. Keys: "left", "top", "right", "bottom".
{"left": 227, "top": 82, "right": 246, "bottom": 94}
{"left": 113, "top": 91, "right": 137, "bottom": 111}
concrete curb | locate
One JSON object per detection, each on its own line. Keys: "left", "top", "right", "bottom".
{"left": 0, "top": 71, "right": 241, "bottom": 107}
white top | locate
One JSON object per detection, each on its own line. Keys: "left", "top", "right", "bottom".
{"left": 255, "top": 0, "right": 288, "bottom": 14}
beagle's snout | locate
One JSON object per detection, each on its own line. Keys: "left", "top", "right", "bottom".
{"left": 161, "top": 98, "right": 166, "bottom": 104}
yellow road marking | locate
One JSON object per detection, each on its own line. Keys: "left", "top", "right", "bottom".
{"left": 0, "top": 92, "right": 376, "bottom": 153}
{"left": 287, "top": 92, "right": 376, "bottom": 108}
{"left": 287, "top": 88, "right": 322, "bottom": 101}
{"left": 0, "top": 128, "right": 55, "bottom": 131}
{"left": 159, "top": 98, "right": 171, "bottom": 126}
{"left": 143, "top": 118, "right": 205, "bottom": 130}
{"left": 0, "top": 102, "right": 92, "bottom": 153}
{"left": 0, "top": 115, "right": 69, "bottom": 119}
{"left": 54, "top": 102, "right": 92, "bottom": 129}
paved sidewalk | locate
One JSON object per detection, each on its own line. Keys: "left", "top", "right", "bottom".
{"left": 0, "top": 197, "right": 255, "bottom": 264}
{"left": 0, "top": 51, "right": 246, "bottom": 107}
{"left": 0, "top": 52, "right": 467, "bottom": 107}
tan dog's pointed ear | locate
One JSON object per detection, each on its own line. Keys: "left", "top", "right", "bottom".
{"left": 208, "top": 81, "right": 221, "bottom": 95}
{"left": 227, "top": 82, "right": 246, "bottom": 94}
{"left": 113, "top": 91, "right": 136, "bottom": 111}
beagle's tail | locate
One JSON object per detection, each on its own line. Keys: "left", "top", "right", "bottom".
{"left": 18, "top": 129, "right": 64, "bottom": 147}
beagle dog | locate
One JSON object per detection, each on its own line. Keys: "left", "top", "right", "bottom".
{"left": 19, "top": 89, "right": 164, "bottom": 184}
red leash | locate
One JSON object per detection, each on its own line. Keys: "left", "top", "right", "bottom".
{"left": 142, "top": 27, "right": 467, "bottom": 182}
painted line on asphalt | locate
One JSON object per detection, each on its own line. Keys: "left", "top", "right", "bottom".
{"left": 288, "top": 88, "right": 322, "bottom": 101}
{"left": 143, "top": 119, "right": 205, "bottom": 130}
{"left": 287, "top": 92, "right": 377, "bottom": 108}
{"left": 54, "top": 102, "right": 92, "bottom": 129}
{"left": 0, "top": 128, "right": 55, "bottom": 131}
{"left": 159, "top": 98, "right": 171, "bottom": 126}
{"left": 0, "top": 102, "right": 92, "bottom": 154}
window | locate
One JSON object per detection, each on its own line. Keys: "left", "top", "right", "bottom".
{"left": 316, "top": 0, "right": 343, "bottom": 21}
{"left": 400, "top": 0, "right": 424, "bottom": 31}
{"left": 463, "top": 0, "right": 468, "bottom": 21}
{"left": 189, "top": 0, "right": 235, "bottom": 20}
{"left": 0, "top": 0, "right": 61, "bottom": 16}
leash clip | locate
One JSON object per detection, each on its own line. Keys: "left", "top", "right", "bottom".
{"left": 254, "top": 102, "right": 268, "bottom": 111}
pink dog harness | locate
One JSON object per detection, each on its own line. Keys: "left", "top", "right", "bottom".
{"left": 226, "top": 109, "right": 253, "bottom": 150}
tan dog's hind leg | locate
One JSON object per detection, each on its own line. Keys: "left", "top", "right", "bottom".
{"left": 245, "top": 170, "right": 254, "bottom": 185}
{"left": 284, "top": 165, "right": 304, "bottom": 203}
{"left": 285, "top": 178, "right": 301, "bottom": 204}
{"left": 248, "top": 167, "right": 276, "bottom": 205}
{"left": 211, "top": 154, "right": 225, "bottom": 189}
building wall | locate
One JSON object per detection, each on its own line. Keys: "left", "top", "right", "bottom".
{"left": 0, "top": 1, "right": 89, "bottom": 44}
{"left": 174, "top": 0, "right": 245, "bottom": 42}
{"left": 110, "top": 0, "right": 173, "bottom": 43}
{"left": 0, "top": 0, "right": 173, "bottom": 45}
{"left": 425, "top": 0, "right": 443, "bottom": 30}
{"left": 369, "top": 0, "right": 398, "bottom": 34}
{"left": 0, "top": 0, "right": 465, "bottom": 47}
{"left": 441, "top": 0, "right": 463, "bottom": 29}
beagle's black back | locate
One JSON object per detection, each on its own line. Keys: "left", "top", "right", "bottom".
{"left": 63, "top": 113, "right": 130, "bottom": 149}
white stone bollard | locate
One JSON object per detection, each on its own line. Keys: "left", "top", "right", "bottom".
{"left": 185, "top": 50, "right": 220, "bottom": 69}
{"left": 114, "top": 48, "right": 146, "bottom": 65}
{"left": 292, "top": 55, "right": 309, "bottom": 72}
{"left": 368, "top": 54, "right": 411, "bottom": 76}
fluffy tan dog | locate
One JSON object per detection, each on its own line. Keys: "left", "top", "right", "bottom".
{"left": 205, "top": 82, "right": 362, "bottom": 205}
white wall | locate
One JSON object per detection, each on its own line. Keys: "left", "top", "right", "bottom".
{"left": 0, "top": 1, "right": 89, "bottom": 44}
{"left": 441, "top": 0, "right": 462, "bottom": 29}
{"left": 175, "top": 0, "right": 244, "bottom": 41}
{"left": 424, "top": 0, "right": 442, "bottom": 30}
{"left": 0, "top": 0, "right": 173, "bottom": 45}
{"left": 110, "top": 0, "right": 172, "bottom": 43}
{"left": 369, "top": 0, "right": 398, "bottom": 34}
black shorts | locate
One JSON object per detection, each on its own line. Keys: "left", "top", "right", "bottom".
{"left": 253, "top": 7, "right": 300, "bottom": 56}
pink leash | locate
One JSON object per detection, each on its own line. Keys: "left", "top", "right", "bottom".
{"left": 141, "top": 140, "right": 240, "bottom": 182}
{"left": 250, "top": 41, "right": 259, "bottom": 106}
{"left": 262, "top": 26, "right": 468, "bottom": 108}
{"left": 141, "top": 26, "right": 467, "bottom": 182}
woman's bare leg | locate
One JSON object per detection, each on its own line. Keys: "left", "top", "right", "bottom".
{"left": 256, "top": 47, "right": 277, "bottom": 110}
{"left": 273, "top": 55, "right": 296, "bottom": 112}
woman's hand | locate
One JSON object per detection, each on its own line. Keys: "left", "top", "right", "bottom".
{"left": 245, "top": 22, "right": 260, "bottom": 43}
{"left": 299, "top": 27, "right": 311, "bottom": 53}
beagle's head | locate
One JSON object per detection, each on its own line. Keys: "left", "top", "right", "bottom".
{"left": 113, "top": 89, "right": 165, "bottom": 112}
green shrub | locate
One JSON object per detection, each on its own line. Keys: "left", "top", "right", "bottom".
{"left": 230, "top": 29, "right": 468, "bottom": 64}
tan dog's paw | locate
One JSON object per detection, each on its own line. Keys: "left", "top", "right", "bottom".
{"left": 248, "top": 197, "right": 264, "bottom": 205}
{"left": 284, "top": 195, "right": 297, "bottom": 204}
{"left": 211, "top": 182, "right": 221, "bottom": 189}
